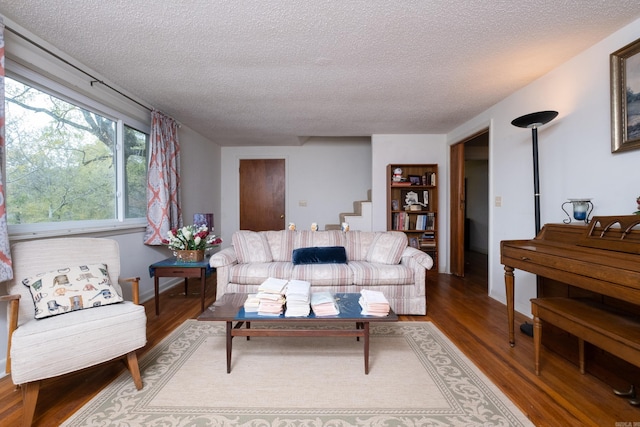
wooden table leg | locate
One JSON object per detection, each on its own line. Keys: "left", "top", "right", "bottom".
{"left": 226, "top": 321, "right": 233, "bottom": 374}
{"left": 364, "top": 322, "right": 370, "bottom": 374}
{"left": 154, "top": 275, "right": 160, "bottom": 316}
{"left": 200, "top": 268, "right": 206, "bottom": 313}
{"left": 504, "top": 265, "right": 515, "bottom": 346}
{"left": 533, "top": 314, "right": 541, "bottom": 375}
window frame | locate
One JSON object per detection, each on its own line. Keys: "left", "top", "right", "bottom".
{"left": 4, "top": 60, "right": 150, "bottom": 240}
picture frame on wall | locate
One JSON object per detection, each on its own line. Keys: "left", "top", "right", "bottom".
{"left": 610, "top": 36, "right": 640, "bottom": 153}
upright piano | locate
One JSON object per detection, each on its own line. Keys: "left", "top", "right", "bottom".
{"left": 500, "top": 215, "right": 640, "bottom": 383}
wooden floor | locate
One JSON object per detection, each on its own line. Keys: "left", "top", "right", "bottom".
{"left": 1, "top": 252, "right": 638, "bottom": 426}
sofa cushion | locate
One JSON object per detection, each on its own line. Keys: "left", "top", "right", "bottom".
{"left": 233, "top": 231, "right": 273, "bottom": 263}
{"left": 365, "top": 232, "right": 408, "bottom": 265}
{"left": 229, "top": 262, "right": 293, "bottom": 285}
{"left": 22, "top": 263, "right": 123, "bottom": 319}
{"left": 10, "top": 301, "right": 145, "bottom": 384}
{"left": 292, "top": 246, "right": 347, "bottom": 265}
{"left": 349, "top": 261, "right": 414, "bottom": 286}
{"left": 290, "top": 263, "right": 354, "bottom": 286}
{"left": 264, "top": 230, "right": 296, "bottom": 262}
{"left": 294, "top": 230, "right": 346, "bottom": 249}
{"left": 344, "top": 231, "right": 376, "bottom": 261}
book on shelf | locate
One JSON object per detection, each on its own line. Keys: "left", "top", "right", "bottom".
{"left": 423, "top": 172, "right": 436, "bottom": 186}
{"left": 392, "top": 212, "right": 410, "bottom": 231}
{"left": 391, "top": 181, "right": 412, "bottom": 186}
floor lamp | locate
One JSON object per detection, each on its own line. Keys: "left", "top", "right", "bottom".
{"left": 511, "top": 110, "right": 558, "bottom": 336}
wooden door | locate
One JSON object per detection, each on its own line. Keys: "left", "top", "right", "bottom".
{"left": 450, "top": 143, "right": 466, "bottom": 276}
{"left": 239, "top": 159, "right": 286, "bottom": 231}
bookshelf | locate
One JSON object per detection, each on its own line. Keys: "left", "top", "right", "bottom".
{"left": 386, "top": 164, "right": 438, "bottom": 269}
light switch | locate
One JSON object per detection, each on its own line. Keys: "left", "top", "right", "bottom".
{"left": 495, "top": 196, "right": 502, "bottom": 207}
{"left": 299, "top": 200, "right": 307, "bottom": 207}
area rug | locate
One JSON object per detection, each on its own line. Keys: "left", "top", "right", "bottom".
{"left": 62, "top": 320, "right": 533, "bottom": 426}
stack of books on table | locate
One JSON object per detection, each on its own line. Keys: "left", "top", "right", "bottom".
{"left": 256, "top": 277, "right": 287, "bottom": 316}
{"left": 243, "top": 294, "right": 260, "bottom": 312}
{"left": 284, "top": 279, "right": 311, "bottom": 317}
{"left": 310, "top": 291, "right": 340, "bottom": 316}
{"left": 358, "top": 289, "right": 390, "bottom": 316}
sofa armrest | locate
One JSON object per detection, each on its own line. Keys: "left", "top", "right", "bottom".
{"left": 401, "top": 247, "right": 434, "bottom": 270}
{"left": 209, "top": 247, "right": 238, "bottom": 268}
{"left": 0, "top": 294, "right": 21, "bottom": 374}
{"left": 120, "top": 277, "right": 141, "bottom": 305}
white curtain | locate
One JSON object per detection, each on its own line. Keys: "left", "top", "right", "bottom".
{"left": 144, "top": 110, "right": 182, "bottom": 245}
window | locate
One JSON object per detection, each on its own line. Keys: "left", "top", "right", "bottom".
{"left": 4, "top": 75, "right": 149, "bottom": 235}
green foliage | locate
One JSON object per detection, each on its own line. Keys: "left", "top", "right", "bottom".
{"left": 4, "top": 78, "right": 147, "bottom": 224}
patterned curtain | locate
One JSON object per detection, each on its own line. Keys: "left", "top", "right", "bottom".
{"left": 143, "top": 110, "right": 182, "bottom": 245}
{"left": 0, "top": 19, "right": 13, "bottom": 280}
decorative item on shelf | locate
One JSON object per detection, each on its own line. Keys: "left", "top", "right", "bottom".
{"left": 392, "top": 167, "right": 403, "bottom": 182}
{"left": 635, "top": 196, "right": 640, "bottom": 215}
{"left": 403, "top": 191, "right": 426, "bottom": 210}
{"left": 288, "top": 222, "right": 296, "bottom": 231}
{"left": 163, "top": 224, "right": 222, "bottom": 262}
{"left": 311, "top": 222, "right": 318, "bottom": 231}
{"left": 341, "top": 222, "right": 350, "bottom": 232}
{"left": 562, "top": 199, "right": 594, "bottom": 224}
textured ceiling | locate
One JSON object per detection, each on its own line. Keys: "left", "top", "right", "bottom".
{"left": 1, "top": 1, "right": 640, "bottom": 146}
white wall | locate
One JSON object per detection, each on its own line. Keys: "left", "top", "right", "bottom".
{"left": 219, "top": 137, "right": 371, "bottom": 241}
{"left": 448, "top": 17, "right": 640, "bottom": 316}
{"left": 179, "top": 126, "right": 222, "bottom": 234}
{"left": 371, "top": 134, "right": 448, "bottom": 272}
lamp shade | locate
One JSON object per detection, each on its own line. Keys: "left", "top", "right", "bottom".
{"left": 511, "top": 111, "right": 558, "bottom": 129}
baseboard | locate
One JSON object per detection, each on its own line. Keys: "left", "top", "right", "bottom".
{"left": 139, "top": 277, "right": 183, "bottom": 304}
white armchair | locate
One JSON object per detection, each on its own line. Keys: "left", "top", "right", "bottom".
{"left": 1, "top": 237, "right": 147, "bottom": 426}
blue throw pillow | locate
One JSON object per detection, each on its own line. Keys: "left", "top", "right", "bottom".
{"left": 292, "top": 246, "right": 348, "bottom": 265}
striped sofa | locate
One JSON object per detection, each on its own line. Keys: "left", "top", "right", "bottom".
{"left": 209, "top": 230, "right": 433, "bottom": 314}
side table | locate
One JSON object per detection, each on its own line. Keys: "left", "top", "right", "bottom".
{"left": 149, "top": 256, "right": 213, "bottom": 315}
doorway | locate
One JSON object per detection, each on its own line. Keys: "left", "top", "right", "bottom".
{"left": 449, "top": 130, "right": 489, "bottom": 277}
{"left": 239, "top": 159, "right": 286, "bottom": 231}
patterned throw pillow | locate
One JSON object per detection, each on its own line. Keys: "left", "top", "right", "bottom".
{"left": 232, "top": 231, "right": 273, "bottom": 264}
{"left": 365, "top": 232, "right": 408, "bottom": 265}
{"left": 22, "top": 263, "right": 123, "bottom": 319}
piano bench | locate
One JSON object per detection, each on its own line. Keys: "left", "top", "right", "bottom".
{"left": 531, "top": 297, "right": 640, "bottom": 376}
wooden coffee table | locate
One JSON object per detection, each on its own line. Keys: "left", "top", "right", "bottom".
{"left": 197, "top": 292, "right": 398, "bottom": 374}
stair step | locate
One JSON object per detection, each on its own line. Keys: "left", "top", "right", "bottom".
{"left": 328, "top": 192, "right": 372, "bottom": 232}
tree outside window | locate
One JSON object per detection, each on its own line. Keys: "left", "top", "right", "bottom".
{"left": 4, "top": 77, "right": 147, "bottom": 226}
